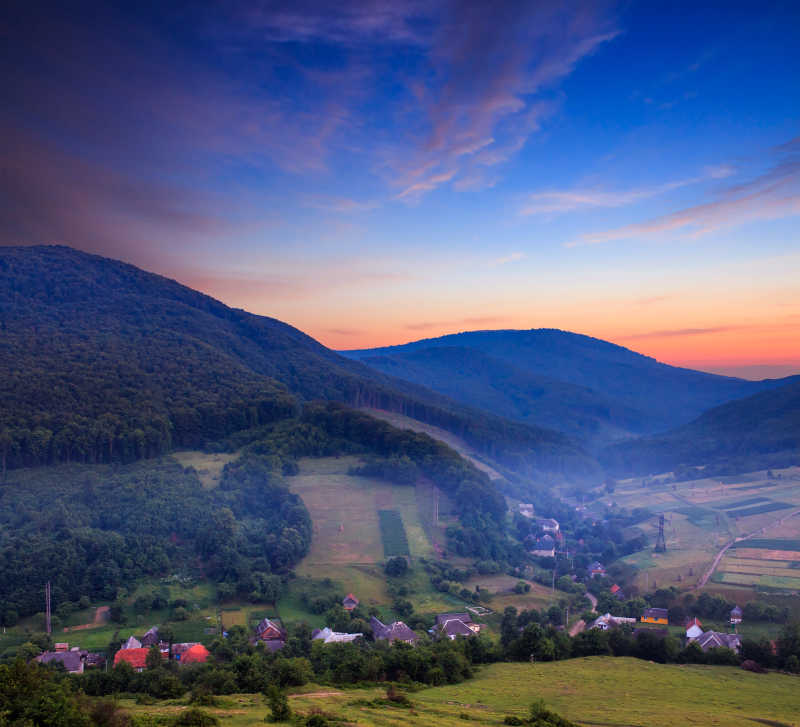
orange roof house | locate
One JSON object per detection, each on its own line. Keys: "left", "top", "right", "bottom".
{"left": 114, "top": 648, "right": 150, "bottom": 672}
{"left": 180, "top": 643, "right": 210, "bottom": 664}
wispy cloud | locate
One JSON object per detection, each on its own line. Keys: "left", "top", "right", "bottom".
{"left": 522, "top": 165, "right": 734, "bottom": 216}
{"left": 566, "top": 142, "right": 800, "bottom": 247}
{"left": 405, "top": 315, "right": 507, "bottom": 331}
{"left": 493, "top": 252, "right": 527, "bottom": 265}
{"left": 619, "top": 326, "right": 746, "bottom": 340}
{"left": 304, "top": 196, "right": 379, "bottom": 213}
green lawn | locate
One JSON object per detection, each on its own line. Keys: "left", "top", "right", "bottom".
{"left": 121, "top": 658, "right": 800, "bottom": 727}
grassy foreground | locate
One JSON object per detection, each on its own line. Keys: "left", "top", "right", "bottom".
{"left": 124, "top": 657, "right": 800, "bottom": 727}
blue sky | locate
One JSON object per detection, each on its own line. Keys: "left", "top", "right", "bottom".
{"left": 1, "top": 0, "right": 798, "bottom": 376}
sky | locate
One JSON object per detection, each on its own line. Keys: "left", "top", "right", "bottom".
{"left": 1, "top": 0, "right": 799, "bottom": 378}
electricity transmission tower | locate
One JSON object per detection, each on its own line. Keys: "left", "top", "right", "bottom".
{"left": 655, "top": 514, "right": 667, "bottom": 553}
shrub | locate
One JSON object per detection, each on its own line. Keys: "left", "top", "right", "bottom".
{"left": 172, "top": 708, "right": 220, "bottom": 726}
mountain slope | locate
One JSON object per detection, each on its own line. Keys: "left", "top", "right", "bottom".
{"left": 600, "top": 379, "right": 800, "bottom": 476}
{"left": 342, "top": 329, "right": 796, "bottom": 447}
{"left": 0, "top": 246, "right": 594, "bottom": 478}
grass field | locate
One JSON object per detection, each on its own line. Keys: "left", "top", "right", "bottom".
{"left": 121, "top": 657, "right": 800, "bottom": 727}
{"left": 378, "top": 510, "right": 411, "bottom": 557}
{"left": 170, "top": 450, "right": 237, "bottom": 490}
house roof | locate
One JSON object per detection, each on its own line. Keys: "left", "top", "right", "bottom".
{"left": 36, "top": 651, "right": 83, "bottom": 672}
{"left": 686, "top": 617, "right": 702, "bottom": 628}
{"left": 181, "top": 644, "right": 210, "bottom": 664}
{"left": 642, "top": 608, "right": 669, "bottom": 620}
{"left": 121, "top": 636, "right": 142, "bottom": 650}
{"left": 536, "top": 518, "right": 559, "bottom": 528}
{"left": 263, "top": 639, "right": 285, "bottom": 652}
{"left": 343, "top": 593, "right": 359, "bottom": 606}
{"left": 171, "top": 642, "right": 198, "bottom": 655}
{"left": 255, "top": 618, "right": 285, "bottom": 638}
{"left": 312, "top": 627, "right": 363, "bottom": 644}
{"left": 441, "top": 619, "right": 474, "bottom": 638}
{"left": 588, "top": 561, "right": 605, "bottom": 571}
{"left": 114, "top": 648, "right": 150, "bottom": 669}
{"left": 696, "top": 630, "right": 741, "bottom": 652}
{"left": 731, "top": 606, "right": 743, "bottom": 615}
{"left": 435, "top": 612, "right": 472, "bottom": 626}
{"left": 371, "top": 616, "right": 418, "bottom": 643}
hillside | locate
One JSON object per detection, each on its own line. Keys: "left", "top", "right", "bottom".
{"left": 0, "top": 246, "right": 593, "bottom": 479}
{"left": 343, "top": 329, "right": 795, "bottom": 448}
{"left": 601, "top": 378, "right": 800, "bottom": 476}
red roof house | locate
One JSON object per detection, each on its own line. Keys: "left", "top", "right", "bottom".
{"left": 114, "top": 648, "right": 150, "bottom": 672}
{"left": 180, "top": 644, "right": 210, "bottom": 664}
{"left": 342, "top": 593, "right": 359, "bottom": 611}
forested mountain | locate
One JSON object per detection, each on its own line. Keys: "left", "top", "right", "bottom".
{"left": 600, "top": 379, "right": 800, "bottom": 476}
{"left": 0, "top": 246, "right": 594, "bottom": 479}
{"left": 343, "top": 330, "right": 796, "bottom": 448}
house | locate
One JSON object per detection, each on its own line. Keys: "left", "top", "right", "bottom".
{"left": 529, "top": 534, "right": 555, "bottom": 557}
{"left": 312, "top": 627, "right": 363, "bottom": 644}
{"left": 694, "top": 630, "right": 741, "bottom": 653}
{"left": 121, "top": 635, "right": 142, "bottom": 650}
{"left": 36, "top": 651, "right": 84, "bottom": 674}
{"left": 84, "top": 652, "right": 106, "bottom": 669}
{"left": 180, "top": 644, "right": 210, "bottom": 664}
{"left": 54, "top": 642, "right": 69, "bottom": 652}
{"left": 171, "top": 642, "right": 199, "bottom": 660}
{"left": 685, "top": 617, "right": 703, "bottom": 640}
{"left": 370, "top": 616, "right": 418, "bottom": 645}
{"left": 587, "top": 561, "right": 606, "bottom": 578}
{"left": 140, "top": 626, "right": 160, "bottom": 647}
{"left": 641, "top": 608, "right": 669, "bottom": 625}
{"left": 342, "top": 593, "right": 360, "bottom": 611}
{"left": 518, "top": 504, "right": 535, "bottom": 519}
{"left": 610, "top": 584, "right": 625, "bottom": 600}
{"left": 730, "top": 606, "right": 743, "bottom": 625}
{"left": 433, "top": 613, "right": 481, "bottom": 640}
{"left": 114, "top": 648, "right": 151, "bottom": 672}
{"left": 535, "top": 518, "right": 560, "bottom": 534}
{"left": 589, "top": 613, "right": 637, "bottom": 631}
{"left": 255, "top": 617, "right": 286, "bottom": 642}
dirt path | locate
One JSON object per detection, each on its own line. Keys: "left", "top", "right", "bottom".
{"left": 697, "top": 507, "right": 800, "bottom": 588}
{"left": 63, "top": 605, "right": 110, "bottom": 632}
{"left": 290, "top": 691, "right": 343, "bottom": 699}
{"left": 568, "top": 619, "right": 586, "bottom": 636}
{"left": 586, "top": 591, "right": 598, "bottom": 610}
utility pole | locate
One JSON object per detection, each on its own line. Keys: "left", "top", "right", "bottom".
{"left": 45, "top": 582, "right": 52, "bottom": 635}
{"left": 655, "top": 514, "right": 667, "bottom": 553}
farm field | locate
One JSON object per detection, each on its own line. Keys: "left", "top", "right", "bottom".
{"left": 290, "top": 456, "right": 436, "bottom": 567}
{"left": 120, "top": 658, "right": 800, "bottom": 727}
{"left": 716, "top": 537, "right": 800, "bottom": 591}
{"left": 611, "top": 466, "right": 800, "bottom": 592}
{"left": 463, "top": 574, "right": 558, "bottom": 614}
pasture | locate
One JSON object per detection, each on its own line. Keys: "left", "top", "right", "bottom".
{"left": 611, "top": 466, "right": 800, "bottom": 591}
{"left": 119, "top": 658, "right": 800, "bottom": 727}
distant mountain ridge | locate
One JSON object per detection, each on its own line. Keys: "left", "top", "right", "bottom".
{"left": 342, "top": 329, "right": 796, "bottom": 449}
{"left": 0, "top": 246, "right": 593, "bottom": 479}
{"left": 601, "top": 378, "right": 800, "bottom": 475}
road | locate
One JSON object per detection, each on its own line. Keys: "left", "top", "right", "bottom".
{"left": 697, "top": 507, "right": 800, "bottom": 588}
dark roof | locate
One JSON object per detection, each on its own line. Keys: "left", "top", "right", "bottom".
{"left": 588, "top": 561, "right": 605, "bottom": 571}
{"left": 441, "top": 619, "right": 474, "bottom": 638}
{"left": 36, "top": 651, "right": 83, "bottom": 672}
{"left": 435, "top": 612, "right": 472, "bottom": 627}
{"left": 696, "top": 631, "right": 741, "bottom": 652}
{"left": 731, "top": 606, "right": 743, "bottom": 615}
{"left": 255, "top": 618, "right": 286, "bottom": 638}
{"left": 342, "top": 593, "right": 359, "bottom": 607}
{"left": 642, "top": 608, "right": 669, "bottom": 620}
{"left": 370, "top": 616, "right": 418, "bottom": 643}
{"left": 140, "top": 626, "right": 160, "bottom": 646}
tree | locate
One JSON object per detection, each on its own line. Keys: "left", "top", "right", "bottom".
{"left": 385, "top": 557, "right": 408, "bottom": 577}
{"left": 146, "top": 644, "right": 163, "bottom": 671}
{"left": 265, "top": 685, "right": 291, "bottom": 722}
